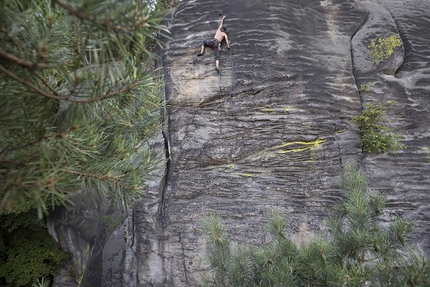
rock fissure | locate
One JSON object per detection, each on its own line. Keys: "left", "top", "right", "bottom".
{"left": 179, "top": 233, "right": 189, "bottom": 284}
{"left": 158, "top": 130, "right": 170, "bottom": 222}
{"left": 350, "top": 12, "right": 369, "bottom": 98}
{"left": 383, "top": 11, "right": 406, "bottom": 76}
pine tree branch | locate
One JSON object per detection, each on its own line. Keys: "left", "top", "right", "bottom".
{"left": 381, "top": 221, "right": 410, "bottom": 256}
{"left": 0, "top": 49, "right": 60, "bottom": 97}
{"left": 0, "top": 63, "right": 140, "bottom": 103}
{"left": 35, "top": 71, "right": 60, "bottom": 96}
{"left": 78, "top": 79, "right": 140, "bottom": 103}
{"left": 76, "top": 20, "right": 82, "bottom": 57}
{"left": 53, "top": 0, "right": 151, "bottom": 32}
{"left": 0, "top": 132, "right": 67, "bottom": 158}
{"left": 343, "top": 250, "right": 352, "bottom": 271}
{"left": 0, "top": 63, "right": 63, "bottom": 100}
{"left": 217, "top": 241, "right": 227, "bottom": 287}
{"left": 412, "top": 258, "right": 427, "bottom": 284}
{"left": 0, "top": 29, "right": 24, "bottom": 59}
{"left": 0, "top": 49, "right": 50, "bottom": 70}
{"left": 60, "top": 169, "right": 126, "bottom": 187}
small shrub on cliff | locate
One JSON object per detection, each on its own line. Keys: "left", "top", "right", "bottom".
{"left": 32, "top": 277, "right": 51, "bottom": 287}
{"left": 369, "top": 35, "right": 402, "bottom": 65}
{"left": 351, "top": 102, "right": 404, "bottom": 153}
{"left": 358, "top": 83, "right": 372, "bottom": 93}
{"left": 0, "top": 210, "right": 69, "bottom": 287}
{"left": 204, "top": 209, "right": 299, "bottom": 287}
{"left": 203, "top": 164, "right": 430, "bottom": 287}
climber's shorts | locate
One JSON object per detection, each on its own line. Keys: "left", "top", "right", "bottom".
{"left": 203, "top": 39, "right": 220, "bottom": 61}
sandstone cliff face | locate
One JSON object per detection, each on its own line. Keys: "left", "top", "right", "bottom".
{"left": 50, "top": 0, "right": 430, "bottom": 286}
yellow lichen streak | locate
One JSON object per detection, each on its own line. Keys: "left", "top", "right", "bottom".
{"left": 275, "top": 139, "right": 326, "bottom": 162}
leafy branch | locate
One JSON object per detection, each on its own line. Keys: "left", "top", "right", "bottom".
{"left": 351, "top": 102, "right": 404, "bottom": 153}
{"left": 368, "top": 35, "right": 402, "bottom": 65}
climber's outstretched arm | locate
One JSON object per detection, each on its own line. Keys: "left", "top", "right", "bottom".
{"left": 219, "top": 16, "right": 226, "bottom": 29}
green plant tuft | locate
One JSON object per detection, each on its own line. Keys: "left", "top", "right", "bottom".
{"left": 358, "top": 84, "right": 371, "bottom": 93}
{"left": 32, "top": 277, "right": 51, "bottom": 287}
{"left": 351, "top": 102, "right": 404, "bottom": 153}
{"left": 368, "top": 35, "right": 402, "bottom": 65}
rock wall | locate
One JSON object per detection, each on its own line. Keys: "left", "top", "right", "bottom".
{"left": 50, "top": 0, "right": 430, "bottom": 286}
{"left": 356, "top": 0, "right": 430, "bottom": 253}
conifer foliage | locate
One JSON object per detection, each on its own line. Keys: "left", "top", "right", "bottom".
{"left": 0, "top": 0, "right": 170, "bottom": 216}
{"left": 204, "top": 164, "right": 429, "bottom": 287}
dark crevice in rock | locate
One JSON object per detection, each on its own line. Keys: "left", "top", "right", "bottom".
{"left": 156, "top": 24, "right": 173, "bottom": 228}
{"left": 350, "top": 12, "right": 369, "bottom": 106}
{"left": 179, "top": 233, "right": 189, "bottom": 284}
{"left": 125, "top": 208, "right": 137, "bottom": 286}
{"left": 383, "top": 11, "right": 407, "bottom": 76}
{"left": 158, "top": 130, "right": 171, "bottom": 225}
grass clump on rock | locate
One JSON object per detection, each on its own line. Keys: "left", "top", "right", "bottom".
{"left": 351, "top": 102, "right": 404, "bottom": 153}
{"left": 369, "top": 35, "right": 402, "bottom": 65}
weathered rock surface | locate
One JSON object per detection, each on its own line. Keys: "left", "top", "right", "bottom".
{"left": 50, "top": 0, "right": 430, "bottom": 286}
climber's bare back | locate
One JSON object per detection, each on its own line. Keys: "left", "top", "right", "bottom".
{"left": 214, "top": 29, "right": 227, "bottom": 43}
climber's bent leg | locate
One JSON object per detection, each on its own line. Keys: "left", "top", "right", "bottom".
{"left": 197, "top": 45, "right": 205, "bottom": 56}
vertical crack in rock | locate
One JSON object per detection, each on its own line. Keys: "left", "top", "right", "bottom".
{"left": 122, "top": 208, "right": 137, "bottom": 286}
{"left": 350, "top": 13, "right": 369, "bottom": 105}
{"left": 392, "top": 31, "right": 406, "bottom": 76}
{"left": 179, "top": 233, "right": 189, "bottom": 284}
{"left": 156, "top": 18, "right": 174, "bottom": 226}
{"left": 379, "top": 8, "right": 406, "bottom": 76}
{"left": 158, "top": 129, "right": 170, "bottom": 223}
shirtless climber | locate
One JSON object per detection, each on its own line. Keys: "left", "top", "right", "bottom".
{"left": 197, "top": 15, "right": 231, "bottom": 74}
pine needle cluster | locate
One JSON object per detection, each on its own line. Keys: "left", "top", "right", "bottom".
{"left": 204, "top": 164, "right": 429, "bottom": 287}
{"left": 0, "top": 0, "right": 170, "bottom": 216}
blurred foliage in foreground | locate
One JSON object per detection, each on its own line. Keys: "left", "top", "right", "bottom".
{"left": 0, "top": 0, "right": 170, "bottom": 216}
{"left": 0, "top": 0, "right": 174, "bottom": 285}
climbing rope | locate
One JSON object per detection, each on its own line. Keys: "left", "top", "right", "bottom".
{"left": 229, "top": 47, "right": 246, "bottom": 155}
{"left": 230, "top": 48, "right": 235, "bottom": 96}
{"left": 229, "top": 48, "right": 239, "bottom": 123}
{"left": 218, "top": 65, "right": 222, "bottom": 100}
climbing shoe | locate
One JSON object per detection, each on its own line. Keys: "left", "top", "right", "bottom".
{"left": 197, "top": 53, "right": 204, "bottom": 56}
{"left": 215, "top": 68, "right": 219, "bottom": 74}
